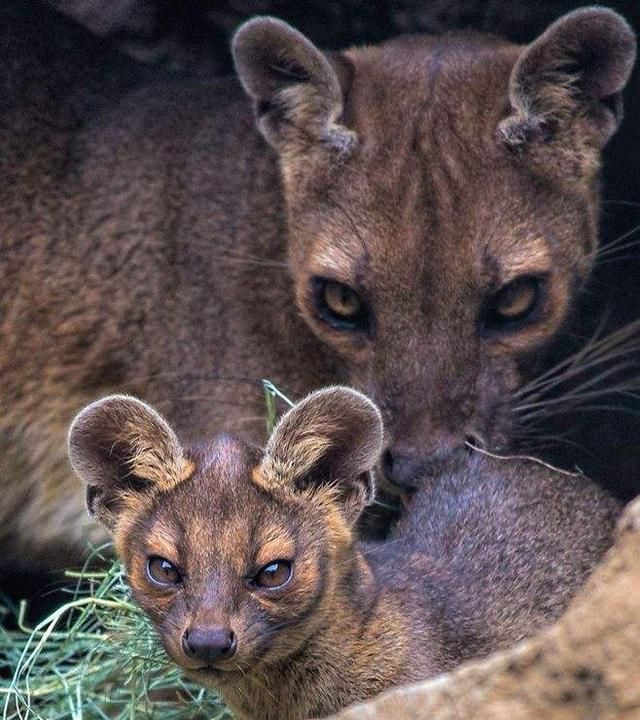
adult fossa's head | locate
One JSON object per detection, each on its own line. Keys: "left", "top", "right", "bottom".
{"left": 233, "top": 8, "right": 636, "bottom": 486}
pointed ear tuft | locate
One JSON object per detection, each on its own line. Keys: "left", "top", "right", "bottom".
{"left": 257, "top": 386, "right": 384, "bottom": 524}
{"left": 232, "top": 17, "right": 355, "bottom": 154}
{"left": 68, "top": 395, "right": 192, "bottom": 530}
{"left": 500, "top": 7, "right": 636, "bottom": 151}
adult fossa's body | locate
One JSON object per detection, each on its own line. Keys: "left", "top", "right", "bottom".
{"left": 0, "top": 1, "right": 635, "bottom": 566}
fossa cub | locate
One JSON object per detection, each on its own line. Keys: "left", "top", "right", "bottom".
{"left": 0, "top": 3, "right": 635, "bottom": 567}
{"left": 68, "top": 387, "right": 620, "bottom": 720}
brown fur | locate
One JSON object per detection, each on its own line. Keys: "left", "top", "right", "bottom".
{"left": 68, "top": 387, "right": 620, "bottom": 720}
{"left": 0, "top": 2, "right": 635, "bottom": 567}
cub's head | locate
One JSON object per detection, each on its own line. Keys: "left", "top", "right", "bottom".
{"left": 68, "top": 388, "right": 382, "bottom": 686}
{"left": 233, "top": 9, "right": 636, "bottom": 486}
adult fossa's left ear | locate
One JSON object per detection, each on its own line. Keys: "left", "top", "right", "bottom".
{"left": 500, "top": 7, "right": 636, "bottom": 151}
{"left": 232, "top": 16, "right": 355, "bottom": 154}
{"left": 256, "top": 386, "right": 384, "bottom": 524}
{"left": 68, "top": 395, "right": 193, "bottom": 530}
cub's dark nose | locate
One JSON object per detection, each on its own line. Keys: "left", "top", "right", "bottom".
{"left": 182, "top": 627, "right": 237, "bottom": 665}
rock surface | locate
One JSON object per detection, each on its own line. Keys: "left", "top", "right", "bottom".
{"left": 326, "top": 495, "right": 640, "bottom": 719}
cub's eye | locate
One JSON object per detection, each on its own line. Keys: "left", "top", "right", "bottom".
{"left": 312, "top": 277, "right": 369, "bottom": 331}
{"left": 253, "top": 560, "right": 292, "bottom": 589}
{"left": 147, "top": 556, "right": 182, "bottom": 586}
{"left": 484, "top": 276, "right": 543, "bottom": 331}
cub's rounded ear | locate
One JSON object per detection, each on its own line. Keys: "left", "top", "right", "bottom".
{"left": 68, "top": 395, "right": 192, "bottom": 530}
{"left": 500, "top": 7, "right": 636, "bottom": 150}
{"left": 232, "top": 17, "right": 355, "bottom": 153}
{"left": 258, "top": 386, "right": 384, "bottom": 524}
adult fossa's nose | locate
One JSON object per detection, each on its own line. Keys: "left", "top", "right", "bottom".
{"left": 382, "top": 442, "right": 467, "bottom": 488}
{"left": 182, "top": 627, "right": 237, "bottom": 665}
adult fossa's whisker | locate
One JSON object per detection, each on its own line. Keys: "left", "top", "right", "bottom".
{"left": 520, "top": 403, "right": 640, "bottom": 424}
{"left": 464, "top": 440, "right": 583, "bottom": 477}
{"left": 602, "top": 200, "right": 640, "bottom": 208}
{"left": 516, "top": 365, "right": 640, "bottom": 415}
{"left": 517, "top": 365, "right": 640, "bottom": 411}
{"left": 511, "top": 430, "right": 589, "bottom": 454}
{"left": 591, "top": 222, "right": 640, "bottom": 259}
{"left": 595, "top": 239, "right": 640, "bottom": 261}
{"left": 517, "top": 390, "right": 639, "bottom": 420}
{"left": 512, "top": 313, "right": 613, "bottom": 399}
{"left": 514, "top": 319, "right": 640, "bottom": 403}
{"left": 596, "top": 253, "right": 640, "bottom": 265}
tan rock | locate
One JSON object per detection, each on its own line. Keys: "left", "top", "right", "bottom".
{"left": 326, "top": 496, "right": 640, "bottom": 720}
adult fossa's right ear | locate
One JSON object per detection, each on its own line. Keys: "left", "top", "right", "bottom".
{"left": 68, "top": 395, "right": 193, "bottom": 530}
{"left": 500, "top": 7, "right": 636, "bottom": 152}
{"left": 232, "top": 17, "right": 355, "bottom": 154}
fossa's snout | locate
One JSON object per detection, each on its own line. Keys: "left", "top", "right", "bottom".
{"left": 182, "top": 626, "right": 237, "bottom": 666}
{"left": 382, "top": 443, "right": 470, "bottom": 489}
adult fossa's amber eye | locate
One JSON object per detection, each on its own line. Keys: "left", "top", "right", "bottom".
{"left": 325, "top": 281, "right": 361, "bottom": 317}
{"left": 484, "top": 276, "right": 544, "bottom": 331}
{"left": 313, "top": 277, "right": 369, "bottom": 331}
{"left": 495, "top": 277, "right": 538, "bottom": 319}
{"left": 147, "top": 556, "right": 182, "bottom": 586}
{"left": 253, "top": 560, "right": 292, "bottom": 589}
